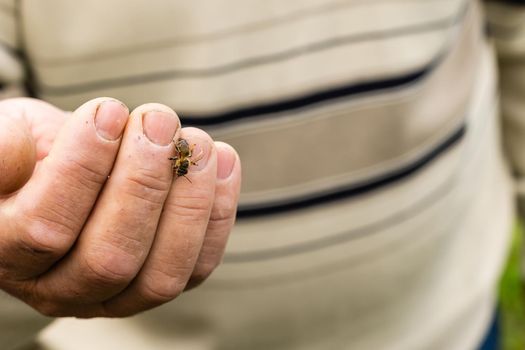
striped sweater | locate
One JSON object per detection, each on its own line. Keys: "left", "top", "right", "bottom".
{"left": 0, "top": 0, "right": 524, "bottom": 349}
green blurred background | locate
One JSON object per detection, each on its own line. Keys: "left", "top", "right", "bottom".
{"left": 499, "top": 222, "right": 525, "bottom": 350}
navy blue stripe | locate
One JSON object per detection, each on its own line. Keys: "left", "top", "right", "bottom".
{"left": 487, "top": 0, "right": 525, "bottom": 5}
{"left": 181, "top": 64, "right": 434, "bottom": 126}
{"left": 226, "top": 174, "right": 456, "bottom": 263}
{"left": 236, "top": 124, "right": 465, "bottom": 219}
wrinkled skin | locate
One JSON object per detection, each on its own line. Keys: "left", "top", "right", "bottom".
{"left": 0, "top": 97, "right": 241, "bottom": 318}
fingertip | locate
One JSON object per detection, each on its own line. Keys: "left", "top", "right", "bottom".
{"left": 75, "top": 97, "right": 128, "bottom": 117}
{"left": 181, "top": 127, "right": 213, "bottom": 143}
{"left": 94, "top": 100, "right": 129, "bottom": 141}
{"left": 73, "top": 98, "right": 129, "bottom": 142}
{"left": 131, "top": 104, "right": 180, "bottom": 142}
{"left": 130, "top": 103, "right": 178, "bottom": 118}
{"left": 215, "top": 141, "right": 239, "bottom": 180}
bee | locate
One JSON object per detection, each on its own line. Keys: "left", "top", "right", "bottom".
{"left": 169, "top": 138, "right": 203, "bottom": 182}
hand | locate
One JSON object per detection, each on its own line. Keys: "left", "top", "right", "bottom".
{"left": 0, "top": 97, "right": 241, "bottom": 317}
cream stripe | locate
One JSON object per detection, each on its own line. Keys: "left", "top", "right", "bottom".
{"left": 32, "top": 0, "right": 464, "bottom": 85}
{"left": 32, "top": 0, "right": 454, "bottom": 66}
{"left": 41, "top": 26, "right": 456, "bottom": 111}
{"left": 24, "top": 0, "right": 463, "bottom": 62}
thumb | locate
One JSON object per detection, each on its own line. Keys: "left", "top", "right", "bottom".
{"left": 0, "top": 115, "right": 36, "bottom": 195}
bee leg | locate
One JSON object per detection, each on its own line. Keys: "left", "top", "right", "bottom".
{"left": 190, "top": 150, "right": 204, "bottom": 166}
{"left": 168, "top": 156, "right": 178, "bottom": 161}
{"left": 182, "top": 175, "right": 192, "bottom": 184}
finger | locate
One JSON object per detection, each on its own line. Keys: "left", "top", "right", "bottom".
{"left": 34, "top": 104, "right": 181, "bottom": 309}
{"left": 186, "top": 142, "right": 241, "bottom": 290}
{"left": 103, "top": 128, "right": 216, "bottom": 316}
{"left": 0, "top": 98, "right": 129, "bottom": 281}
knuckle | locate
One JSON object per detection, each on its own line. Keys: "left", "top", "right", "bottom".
{"left": 209, "top": 208, "right": 235, "bottom": 232}
{"left": 82, "top": 249, "right": 139, "bottom": 287}
{"left": 24, "top": 207, "right": 76, "bottom": 243}
{"left": 15, "top": 210, "right": 73, "bottom": 262}
{"left": 211, "top": 195, "right": 237, "bottom": 222}
{"left": 15, "top": 184, "right": 82, "bottom": 247}
{"left": 167, "top": 189, "right": 212, "bottom": 221}
{"left": 140, "top": 273, "right": 186, "bottom": 304}
{"left": 34, "top": 300, "right": 64, "bottom": 317}
{"left": 55, "top": 155, "right": 108, "bottom": 192}
{"left": 121, "top": 169, "right": 170, "bottom": 205}
{"left": 28, "top": 285, "right": 67, "bottom": 318}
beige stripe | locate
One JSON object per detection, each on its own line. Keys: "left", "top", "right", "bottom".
{"left": 207, "top": 3, "right": 479, "bottom": 204}
{"left": 208, "top": 28, "right": 499, "bottom": 269}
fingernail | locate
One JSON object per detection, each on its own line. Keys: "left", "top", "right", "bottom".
{"left": 190, "top": 139, "right": 211, "bottom": 172}
{"left": 216, "top": 144, "right": 236, "bottom": 179}
{"left": 95, "top": 100, "right": 129, "bottom": 141}
{"left": 143, "top": 111, "right": 179, "bottom": 146}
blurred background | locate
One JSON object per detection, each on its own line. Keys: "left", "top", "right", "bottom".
{"left": 499, "top": 223, "right": 525, "bottom": 350}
